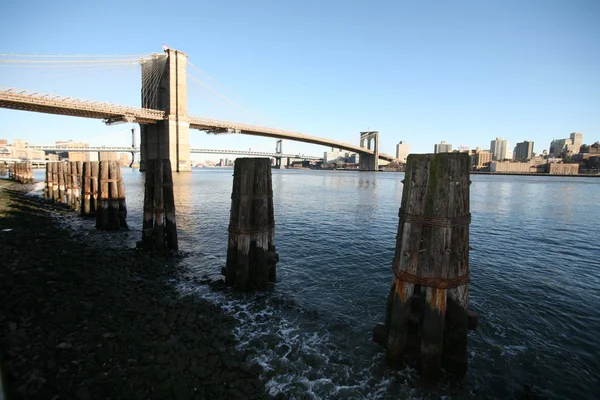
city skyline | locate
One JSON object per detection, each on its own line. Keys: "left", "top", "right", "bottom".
{"left": 0, "top": 0, "right": 598, "bottom": 157}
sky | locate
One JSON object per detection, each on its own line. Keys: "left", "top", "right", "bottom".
{"left": 1, "top": 0, "right": 599, "bottom": 161}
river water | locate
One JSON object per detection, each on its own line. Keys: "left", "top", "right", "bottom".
{"left": 36, "top": 168, "right": 600, "bottom": 399}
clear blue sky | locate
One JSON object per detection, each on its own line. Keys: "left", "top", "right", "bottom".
{"left": 1, "top": 0, "right": 598, "bottom": 160}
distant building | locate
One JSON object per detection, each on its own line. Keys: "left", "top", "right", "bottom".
{"left": 434, "top": 141, "right": 452, "bottom": 153}
{"left": 514, "top": 141, "right": 534, "bottom": 161}
{"left": 490, "top": 161, "right": 535, "bottom": 173}
{"left": 8, "top": 139, "right": 45, "bottom": 160}
{"left": 490, "top": 137, "right": 508, "bottom": 160}
{"left": 471, "top": 148, "right": 492, "bottom": 170}
{"left": 569, "top": 132, "right": 583, "bottom": 154}
{"left": 99, "top": 152, "right": 118, "bottom": 161}
{"left": 55, "top": 140, "right": 90, "bottom": 162}
{"left": 550, "top": 132, "right": 584, "bottom": 158}
{"left": 395, "top": 141, "right": 409, "bottom": 163}
{"left": 590, "top": 142, "right": 600, "bottom": 155}
{"left": 547, "top": 163, "right": 579, "bottom": 175}
{"left": 119, "top": 153, "right": 131, "bottom": 167}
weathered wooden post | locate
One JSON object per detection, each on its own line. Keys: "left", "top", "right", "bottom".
{"left": 96, "top": 161, "right": 110, "bottom": 229}
{"left": 142, "top": 159, "right": 177, "bottom": 251}
{"left": 116, "top": 164, "right": 128, "bottom": 229}
{"left": 66, "top": 162, "right": 73, "bottom": 207}
{"left": 95, "top": 161, "right": 128, "bottom": 230}
{"left": 224, "top": 158, "right": 278, "bottom": 291}
{"left": 27, "top": 162, "right": 34, "bottom": 183}
{"left": 82, "top": 162, "right": 91, "bottom": 215}
{"left": 73, "top": 161, "right": 82, "bottom": 212}
{"left": 81, "top": 161, "right": 99, "bottom": 216}
{"left": 373, "top": 153, "right": 473, "bottom": 380}
{"left": 56, "top": 162, "right": 65, "bottom": 203}
{"left": 50, "top": 162, "right": 57, "bottom": 201}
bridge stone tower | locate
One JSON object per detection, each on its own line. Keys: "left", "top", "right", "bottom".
{"left": 359, "top": 131, "right": 379, "bottom": 171}
{"left": 139, "top": 49, "right": 191, "bottom": 172}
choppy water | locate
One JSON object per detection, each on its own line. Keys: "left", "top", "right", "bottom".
{"left": 33, "top": 169, "right": 600, "bottom": 399}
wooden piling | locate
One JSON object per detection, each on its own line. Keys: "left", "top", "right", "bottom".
{"left": 82, "top": 162, "right": 91, "bottom": 215}
{"left": 72, "top": 161, "right": 82, "bottom": 212}
{"left": 82, "top": 161, "right": 99, "bottom": 216}
{"left": 374, "top": 153, "right": 472, "bottom": 380}
{"left": 56, "top": 162, "right": 64, "bottom": 203}
{"left": 116, "top": 165, "right": 128, "bottom": 229}
{"left": 44, "top": 163, "right": 50, "bottom": 198}
{"left": 224, "top": 158, "right": 278, "bottom": 291}
{"left": 142, "top": 159, "right": 177, "bottom": 251}
{"left": 66, "top": 162, "right": 73, "bottom": 207}
{"left": 96, "top": 161, "right": 110, "bottom": 229}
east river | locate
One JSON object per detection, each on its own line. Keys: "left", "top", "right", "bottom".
{"left": 36, "top": 168, "right": 600, "bottom": 399}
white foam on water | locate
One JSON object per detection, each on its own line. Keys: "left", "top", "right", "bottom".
{"left": 175, "top": 280, "right": 420, "bottom": 399}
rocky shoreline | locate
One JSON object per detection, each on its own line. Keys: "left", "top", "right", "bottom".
{"left": 0, "top": 180, "right": 268, "bottom": 399}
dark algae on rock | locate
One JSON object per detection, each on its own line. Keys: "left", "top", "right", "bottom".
{"left": 0, "top": 180, "right": 269, "bottom": 399}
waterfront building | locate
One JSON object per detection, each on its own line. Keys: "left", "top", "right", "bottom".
{"left": 471, "top": 149, "right": 492, "bottom": 170}
{"left": 515, "top": 141, "right": 534, "bottom": 161}
{"left": 434, "top": 141, "right": 452, "bottom": 153}
{"left": 490, "top": 137, "right": 509, "bottom": 160}
{"left": 489, "top": 161, "right": 535, "bottom": 173}
{"left": 547, "top": 163, "right": 579, "bottom": 175}
{"left": 395, "top": 141, "right": 409, "bottom": 163}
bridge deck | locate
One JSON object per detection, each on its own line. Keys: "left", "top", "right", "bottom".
{"left": 1, "top": 88, "right": 396, "bottom": 162}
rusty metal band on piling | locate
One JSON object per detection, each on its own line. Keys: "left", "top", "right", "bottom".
{"left": 392, "top": 264, "right": 470, "bottom": 289}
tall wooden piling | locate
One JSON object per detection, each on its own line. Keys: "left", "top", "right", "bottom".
{"left": 142, "top": 159, "right": 177, "bottom": 251}
{"left": 57, "top": 162, "right": 65, "bottom": 203}
{"left": 374, "top": 153, "right": 472, "bottom": 380}
{"left": 224, "top": 158, "right": 278, "bottom": 291}
{"left": 95, "top": 160, "right": 128, "bottom": 230}
{"left": 72, "top": 161, "right": 82, "bottom": 211}
{"left": 66, "top": 162, "right": 73, "bottom": 207}
{"left": 44, "top": 163, "right": 51, "bottom": 198}
{"left": 81, "top": 161, "right": 99, "bottom": 216}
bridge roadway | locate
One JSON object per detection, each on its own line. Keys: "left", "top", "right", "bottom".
{"left": 1, "top": 88, "right": 396, "bottom": 163}
{"left": 25, "top": 145, "right": 322, "bottom": 160}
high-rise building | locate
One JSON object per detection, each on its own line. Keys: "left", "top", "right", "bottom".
{"left": 569, "top": 132, "right": 583, "bottom": 154}
{"left": 549, "top": 138, "right": 567, "bottom": 157}
{"left": 395, "top": 141, "right": 409, "bottom": 163}
{"left": 515, "top": 141, "right": 534, "bottom": 161}
{"left": 434, "top": 141, "right": 452, "bottom": 153}
{"left": 490, "top": 137, "right": 508, "bottom": 160}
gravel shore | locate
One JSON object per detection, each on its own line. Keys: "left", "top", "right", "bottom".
{"left": 0, "top": 180, "right": 268, "bottom": 399}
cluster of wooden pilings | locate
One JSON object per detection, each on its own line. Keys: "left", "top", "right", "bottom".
{"left": 141, "top": 159, "right": 178, "bottom": 251}
{"left": 1, "top": 162, "right": 9, "bottom": 177}
{"left": 10, "top": 162, "right": 34, "bottom": 183}
{"left": 372, "top": 153, "right": 477, "bottom": 380}
{"left": 44, "top": 160, "right": 127, "bottom": 230}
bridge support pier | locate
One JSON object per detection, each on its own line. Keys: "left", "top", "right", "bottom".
{"left": 359, "top": 131, "right": 380, "bottom": 171}
{"left": 139, "top": 49, "right": 191, "bottom": 172}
